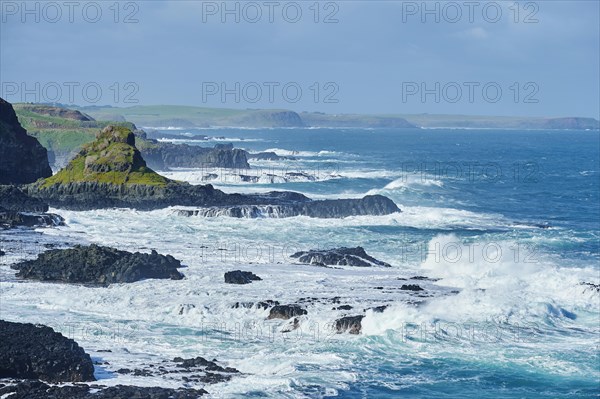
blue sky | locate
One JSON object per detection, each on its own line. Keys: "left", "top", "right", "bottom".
{"left": 1, "top": 1, "right": 598, "bottom": 118}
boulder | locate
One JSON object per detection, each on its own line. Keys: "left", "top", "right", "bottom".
{"left": 267, "top": 305, "right": 307, "bottom": 320}
{"left": 11, "top": 244, "right": 184, "bottom": 285}
{"left": 335, "top": 315, "right": 364, "bottom": 334}
{"left": 224, "top": 270, "right": 262, "bottom": 284}
{"left": 0, "top": 320, "right": 95, "bottom": 383}
{"left": 291, "top": 246, "right": 391, "bottom": 267}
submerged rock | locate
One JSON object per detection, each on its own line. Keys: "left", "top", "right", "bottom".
{"left": 267, "top": 305, "right": 307, "bottom": 320}
{"left": 291, "top": 246, "right": 391, "bottom": 267}
{"left": 0, "top": 320, "right": 95, "bottom": 383}
{"left": 224, "top": 270, "right": 262, "bottom": 284}
{"left": 335, "top": 315, "right": 364, "bottom": 334}
{"left": 11, "top": 244, "right": 184, "bottom": 285}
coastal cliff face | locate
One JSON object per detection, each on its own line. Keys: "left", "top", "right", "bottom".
{"left": 0, "top": 98, "right": 52, "bottom": 184}
{"left": 135, "top": 133, "right": 250, "bottom": 170}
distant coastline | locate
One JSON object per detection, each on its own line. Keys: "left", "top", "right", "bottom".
{"left": 23, "top": 102, "right": 600, "bottom": 131}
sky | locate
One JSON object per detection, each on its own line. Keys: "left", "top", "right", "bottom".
{"left": 1, "top": 0, "right": 599, "bottom": 118}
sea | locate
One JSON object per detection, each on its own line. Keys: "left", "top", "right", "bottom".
{"left": 1, "top": 127, "right": 599, "bottom": 398}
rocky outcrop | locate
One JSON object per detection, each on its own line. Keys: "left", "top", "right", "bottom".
{"left": 0, "top": 98, "right": 52, "bottom": 184}
{"left": 248, "top": 151, "right": 296, "bottom": 161}
{"left": 0, "top": 381, "right": 208, "bottom": 399}
{"left": 335, "top": 315, "right": 364, "bottom": 334}
{"left": 0, "top": 186, "right": 63, "bottom": 229}
{"left": 136, "top": 134, "right": 250, "bottom": 170}
{"left": 11, "top": 244, "right": 184, "bottom": 285}
{"left": 291, "top": 246, "right": 391, "bottom": 267}
{"left": 175, "top": 195, "right": 400, "bottom": 219}
{"left": 24, "top": 125, "right": 400, "bottom": 218}
{"left": 17, "top": 104, "right": 94, "bottom": 121}
{"left": 148, "top": 142, "right": 250, "bottom": 170}
{"left": 224, "top": 270, "right": 262, "bottom": 284}
{"left": 0, "top": 320, "right": 95, "bottom": 383}
{"left": 0, "top": 185, "right": 48, "bottom": 212}
{"left": 267, "top": 305, "right": 307, "bottom": 320}
{"left": 400, "top": 284, "right": 424, "bottom": 291}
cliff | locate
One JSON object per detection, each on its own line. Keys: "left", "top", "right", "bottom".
{"left": 0, "top": 98, "right": 52, "bottom": 183}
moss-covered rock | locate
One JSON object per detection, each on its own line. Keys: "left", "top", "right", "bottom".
{"left": 40, "top": 125, "right": 170, "bottom": 187}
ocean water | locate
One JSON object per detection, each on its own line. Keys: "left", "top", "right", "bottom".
{"left": 1, "top": 127, "right": 599, "bottom": 398}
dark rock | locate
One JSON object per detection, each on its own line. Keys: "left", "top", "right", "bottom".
{"left": 248, "top": 151, "right": 296, "bottom": 161}
{"left": 0, "top": 381, "right": 208, "bottom": 398}
{"left": 173, "top": 356, "right": 239, "bottom": 373}
{"left": 0, "top": 98, "right": 53, "bottom": 184}
{"left": 224, "top": 270, "right": 262, "bottom": 284}
{"left": 267, "top": 305, "right": 307, "bottom": 320}
{"left": 0, "top": 320, "right": 95, "bottom": 382}
{"left": 22, "top": 126, "right": 399, "bottom": 218}
{"left": 0, "top": 249, "right": 4, "bottom": 256}
{"left": 291, "top": 246, "right": 391, "bottom": 267}
{"left": 400, "top": 284, "right": 424, "bottom": 292}
{"left": 0, "top": 185, "right": 48, "bottom": 212}
{"left": 141, "top": 142, "right": 250, "bottom": 170}
{"left": 0, "top": 210, "right": 64, "bottom": 230}
{"left": 581, "top": 282, "right": 600, "bottom": 292}
{"left": 335, "top": 315, "right": 364, "bottom": 334}
{"left": 11, "top": 244, "right": 184, "bottom": 285}
{"left": 173, "top": 194, "right": 399, "bottom": 219}
{"left": 334, "top": 305, "right": 353, "bottom": 311}
{"left": 255, "top": 300, "right": 280, "bottom": 310}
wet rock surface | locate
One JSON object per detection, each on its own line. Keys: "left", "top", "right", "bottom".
{"left": 224, "top": 270, "right": 262, "bottom": 284}
{"left": 291, "top": 246, "right": 391, "bottom": 267}
{"left": 335, "top": 315, "right": 364, "bottom": 334}
{"left": 267, "top": 304, "right": 308, "bottom": 320}
{"left": 11, "top": 244, "right": 184, "bottom": 285}
{"left": 0, "top": 380, "right": 208, "bottom": 399}
{"left": 0, "top": 320, "right": 95, "bottom": 383}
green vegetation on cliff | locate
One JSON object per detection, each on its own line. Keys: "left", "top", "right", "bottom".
{"left": 41, "top": 126, "right": 170, "bottom": 188}
{"left": 14, "top": 104, "right": 136, "bottom": 165}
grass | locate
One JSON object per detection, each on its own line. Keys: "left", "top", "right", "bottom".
{"left": 40, "top": 126, "right": 171, "bottom": 188}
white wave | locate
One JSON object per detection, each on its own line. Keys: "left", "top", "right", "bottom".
{"left": 362, "top": 234, "right": 600, "bottom": 337}
{"left": 262, "top": 148, "right": 345, "bottom": 157}
{"left": 383, "top": 176, "right": 444, "bottom": 190}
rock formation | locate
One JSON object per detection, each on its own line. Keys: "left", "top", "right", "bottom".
{"left": 291, "top": 246, "right": 391, "bottom": 267}
{"left": 11, "top": 244, "right": 185, "bottom": 285}
{"left": 0, "top": 98, "right": 52, "bottom": 184}
{"left": 0, "top": 320, "right": 95, "bottom": 383}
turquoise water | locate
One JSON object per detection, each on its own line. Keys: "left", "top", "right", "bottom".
{"left": 168, "top": 127, "right": 600, "bottom": 397}
{"left": 2, "top": 127, "right": 598, "bottom": 397}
